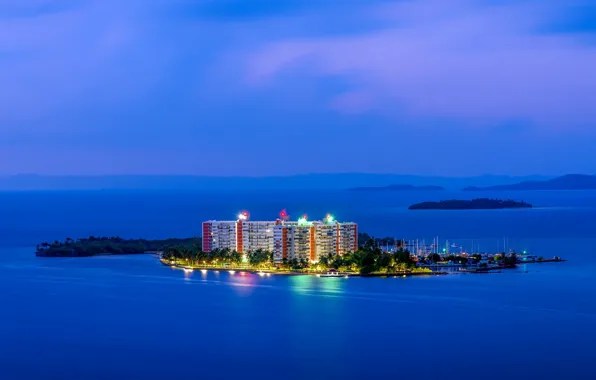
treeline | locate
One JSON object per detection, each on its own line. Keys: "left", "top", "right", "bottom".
{"left": 164, "top": 238, "right": 423, "bottom": 275}
{"left": 36, "top": 236, "right": 201, "bottom": 257}
{"left": 163, "top": 248, "right": 273, "bottom": 269}
{"left": 322, "top": 239, "right": 417, "bottom": 274}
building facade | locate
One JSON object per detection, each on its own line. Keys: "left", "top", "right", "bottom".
{"left": 203, "top": 216, "right": 358, "bottom": 263}
{"left": 272, "top": 220, "right": 358, "bottom": 263}
{"left": 202, "top": 219, "right": 281, "bottom": 253}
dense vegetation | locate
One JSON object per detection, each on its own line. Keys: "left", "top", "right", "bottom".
{"left": 408, "top": 198, "right": 532, "bottom": 210}
{"left": 36, "top": 236, "right": 200, "bottom": 257}
{"left": 162, "top": 238, "right": 428, "bottom": 275}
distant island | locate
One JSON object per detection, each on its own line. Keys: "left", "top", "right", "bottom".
{"left": 349, "top": 184, "right": 444, "bottom": 191}
{"left": 408, "top": 198, "right": 532, "bottom": 210}
{"left": 36, "top": 236, "right": 200, "bottom": 257}
{"left": 464, "top": 174, "right": 596, "bottom": 191}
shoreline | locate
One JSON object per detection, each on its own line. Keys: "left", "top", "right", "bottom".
{"left": 161, "top": 260, "right": 446, "bottom": 278}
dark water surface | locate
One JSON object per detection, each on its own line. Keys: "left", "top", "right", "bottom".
{"left": 1, "top": 190, "right": 595, "bottom": 379}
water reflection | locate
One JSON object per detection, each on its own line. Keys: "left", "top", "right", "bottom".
{"left": 288, "top": 274, "right": 347, "bottom": 296}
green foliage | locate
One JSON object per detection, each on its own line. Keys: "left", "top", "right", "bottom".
{"left": 444, "top": 255, "right": 469, "bottom": 264}
{"left": 36, "top": 236, "right": 201, "bottom": 257}
{"left": 248, "top": 249, "right": 273, "bottom": 268}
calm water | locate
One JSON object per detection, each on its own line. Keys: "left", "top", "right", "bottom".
{"left": 1, "top": 190, "right": 595, "bottom": 380}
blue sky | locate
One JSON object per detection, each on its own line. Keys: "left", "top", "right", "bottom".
{"left": 0, "top": 0, "right": 595, "bottom": 176}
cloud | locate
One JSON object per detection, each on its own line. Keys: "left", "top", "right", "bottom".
{"left": 246, "top": 0, "right": 596, "bottom": 131}
{"left": 0, "top": 0, "right": 189, "bottom": 128}
{"left": 1, "top": 0, "right": 595, "bottom": 175}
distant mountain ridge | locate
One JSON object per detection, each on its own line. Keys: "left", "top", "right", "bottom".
{"left": 349, "top": 184, "right": 444, "bottom": 191}
{"left": 464, "top": 174, "right": 596, "bottom": 191}
{"left": 0, "top": 174, "right": 550, "bottom": 191}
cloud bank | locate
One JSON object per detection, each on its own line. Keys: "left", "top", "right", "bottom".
{"left": 0, "top": 0, "right": 595, "bottom": 175}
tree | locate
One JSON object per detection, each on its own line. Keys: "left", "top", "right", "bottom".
{"left": 229, "top": 250, "right": 242, "bottom": 265}
{"left": 428, "top": 253, "right": 441, "bottom": 263}
{"left": 377, "top": 252, "right": 393, "bottom": 271}
{"left": 248, "top": 249, "right": 272, "bottom": 268}
{"left": 395, "top": 249, "right": 413, "bottom": 266}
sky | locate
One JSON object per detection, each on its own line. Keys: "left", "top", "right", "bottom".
{"left": 0, "top": 0, "right": 595, "bottom": 176}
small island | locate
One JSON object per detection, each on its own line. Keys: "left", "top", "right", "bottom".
{"left": 349, "top": 184, "right": 444, "bottom": 191}
{"left": 408, "top": 198, "right": 532, "bottom": 210}
{"left": 36, "top": 236, "right": 200, "bottom": 257}
{"left": 35, "top": 234, "right": 566, "bottom": 277}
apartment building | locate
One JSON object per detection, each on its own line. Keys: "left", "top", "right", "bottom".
{"left": 203, "top": 214, "right": 358, "bottom": 263}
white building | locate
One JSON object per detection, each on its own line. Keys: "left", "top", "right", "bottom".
{"left": 203, "top": 214, "right": 358, "bottom": 263}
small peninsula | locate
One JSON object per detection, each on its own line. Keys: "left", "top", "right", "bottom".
{"left": 349, "top": 184, "right": 444, "bottom": 191}
{"left": 408, "top": 198, "right": 532, "bottom": 210}
{"left": 36, "top": 236, "right": 200, "bottom": 257}
{"left": 463, "top": 174, "right": 596, "bottom": 191}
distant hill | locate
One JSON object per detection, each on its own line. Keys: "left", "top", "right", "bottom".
{"left": 463, "top": 174, "right": 596, "bottom": 191}
{"left": 349, "top": 184, "right": 444, "bottom": 191}
{"left": 0, "top": 174, "right": 550, "bottom": 191}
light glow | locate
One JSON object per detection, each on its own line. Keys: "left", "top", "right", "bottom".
{"left": 326, "top": 214, "right": 334, "bottom": 223}
{"left": 229, "top": 270, "right": 236, "bottom": 274}
{"left": 298, "top": 215, "right": 311, "bottom": 226}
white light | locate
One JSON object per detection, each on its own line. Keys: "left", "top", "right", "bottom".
{"left": 201, "top": 269, "right": 207, "bottom": 274}
{"left": 238, "top": 213, "right": 248, "bottom": 220}
{"left": 266, "top": 273, "right": 271, "bottom": 277}
{"left": 229, "top": 270, "right": 236, "bottom": 274}
{"left": 258, "top": 272, "right": 265, "bottom": 277}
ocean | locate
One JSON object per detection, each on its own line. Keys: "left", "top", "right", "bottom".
{"left": 1, "top": 190, "right": 595, "bottom": 379}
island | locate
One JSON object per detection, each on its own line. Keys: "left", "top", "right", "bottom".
{"left": 463, "top": 174, "right": 596, "bottom": 191}
{"left": 35, "top": 235, "right": 435, "bottom": 276}
{"left": 349, "top": 184, "right": 444, "bottom": 191}
{"left": 36, "top": 234, "right": 566, "bottom": 276}
{"left": 408, "top": 198, "right": 532, "bottom": 210}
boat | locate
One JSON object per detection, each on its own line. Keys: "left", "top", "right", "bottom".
{"left": 320, "top": 269, "right": 342, "bottom": 278}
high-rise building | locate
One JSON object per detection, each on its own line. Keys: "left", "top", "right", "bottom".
{"left": 239, "top": 220, "right": 279, "bottom": 253}
{"left": 203, "top": 213, "right": 358, "bottom": 263}
{"left": 202, "top": 221, "right": 237, "bottom": 252}
{"left": 338, "top": 222, "right": 358, "bottom": 255}
{"left": 272, "top": 215, "right": 358, "bottom": 263}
